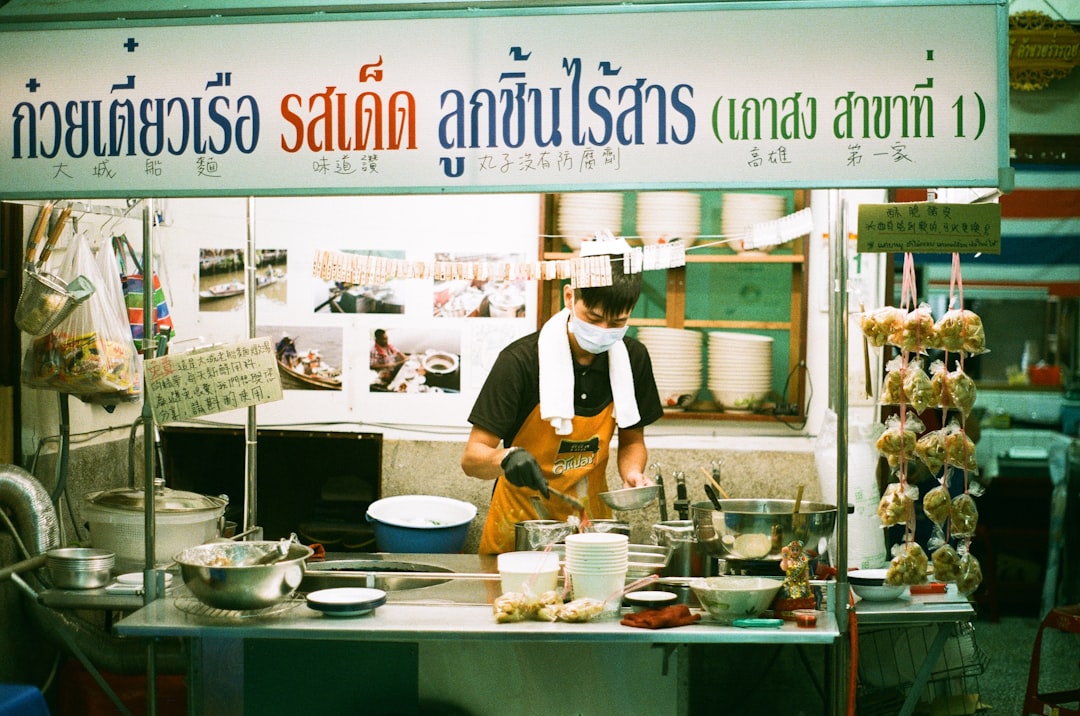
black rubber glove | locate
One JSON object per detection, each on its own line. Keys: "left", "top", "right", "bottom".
{"left": 501, "top": 448, "right": 549, "bottom": 498}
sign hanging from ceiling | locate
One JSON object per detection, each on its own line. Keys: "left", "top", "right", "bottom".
{"left": 0, "top": 2, "right": 1007, "bottom": 199}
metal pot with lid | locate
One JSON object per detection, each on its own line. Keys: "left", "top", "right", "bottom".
{"left": 83, "top": 480, "right": 228, "bottom": 569}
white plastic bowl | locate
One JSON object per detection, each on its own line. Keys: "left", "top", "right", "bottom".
{"left": 497, "top": 551, "right": 561, "bottom": 595}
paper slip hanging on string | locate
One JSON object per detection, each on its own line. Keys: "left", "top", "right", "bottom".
{"left": 144, "top": 337, "right": 283, "bottom": 425}
{"left": 856, "top": 202, "right": 1001, "bottom": 255}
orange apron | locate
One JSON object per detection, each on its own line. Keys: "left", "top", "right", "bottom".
{"left": 478, "top": 403, "right": 617, "bottom": 554}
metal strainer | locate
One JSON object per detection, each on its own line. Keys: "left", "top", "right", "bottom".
{"left": 15, "top": 203, "right": 95, "bottom": 336}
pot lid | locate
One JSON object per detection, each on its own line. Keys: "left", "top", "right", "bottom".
{"left": 85, "top": 482, "right": 227, "bottom": 514}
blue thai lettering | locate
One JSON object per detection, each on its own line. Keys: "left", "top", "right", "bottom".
{"left": 437, "top": 54, "right": 695, "bottom": 151}
{"left": 9, "top": 93, "right": 261, "bottom": 159}
{"left": 110, "top": 99, "right": 134, "bottom": 156}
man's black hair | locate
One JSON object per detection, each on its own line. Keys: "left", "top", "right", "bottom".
{"left": 574, "top": 253, "right": 642, "bottom": 320}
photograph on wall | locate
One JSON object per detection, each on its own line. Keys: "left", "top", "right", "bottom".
{"left": 369, "top": 323, "right": 461, "bottom": 394}
{"left": 432, "top": 252, "right": 527, "bottom": 318}
{"left": 198, "top": 248, "right": 287, "bottom": 312}
{"left": 313, "top": 249, "right": 407, "bottom": 314}
{"left": 258, "top": 323, "right": 343, "bottom": 391}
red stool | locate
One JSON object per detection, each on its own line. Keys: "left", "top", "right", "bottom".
{"left": 1024, "top": 605, "right": 1080, "bottom": 716}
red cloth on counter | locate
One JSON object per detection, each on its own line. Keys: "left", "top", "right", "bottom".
{"left": 620, "top": 604, "right": 701, "bottom": 629}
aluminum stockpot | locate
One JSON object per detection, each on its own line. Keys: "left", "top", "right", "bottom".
{"left": 84, "top": 485, "right": 227, "bottom": 568}
{"left": 174, "top": 541, "right": 314, "bottom": 610}
{"left": 691, "top": 499, "right": 837, "bottom": 561}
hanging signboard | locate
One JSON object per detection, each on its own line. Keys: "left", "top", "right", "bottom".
{"left": 144, "top": 337, "right": 283, "bottom": 424}
{"left": 856, "top": 202, "right": 1002, "bottom": 254}
{"left": 0, "top": 1, "right": 1007, "bottom": 198}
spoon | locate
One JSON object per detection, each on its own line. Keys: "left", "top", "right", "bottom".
{"left": 793, "top": 485, "right": 805, "bottom": 514}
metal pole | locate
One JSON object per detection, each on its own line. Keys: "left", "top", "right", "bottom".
{"left": 244, "top": 197, "right": 258, "bottom": 534}
{"left": 141, "top": 200, "right": 158, "bottom": 716}
{"left": 829, "top": 191, "right": 851, "bottom": 716}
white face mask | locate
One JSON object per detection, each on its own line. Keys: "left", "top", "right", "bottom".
{"left": 570, "top": 313, "right": 628, "bottom": 354}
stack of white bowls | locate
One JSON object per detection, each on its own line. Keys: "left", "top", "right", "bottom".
{"left": 557, "top": 193, "right": 624, "bottom": 250}
{"left": 635, "top": 192, "right": 701, "bottom": 247}
{"left": 636, "top": 327, "right": 702, "bottom": 410}
{"left": 721, "top": 192, "right": 787, "bottom": 253}
{"left": 707, "top": 331, "right": 774, "bottom": 411}
{"left": 564, "top": 532, "right": 629, "bottom": 610}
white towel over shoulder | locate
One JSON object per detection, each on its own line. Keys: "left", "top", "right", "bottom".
{"left": 539, "top": 308, "right": 640, "bottom": 436}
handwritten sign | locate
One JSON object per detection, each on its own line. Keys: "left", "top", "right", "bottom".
{"left": 144, "top": 337, "right": 283, "bottom": 424}
{"left": 0, "top": 2, "right": 1006, "bottom": 197}
{"left": 856, "top": 202, "right": 1001, "bottom": 254}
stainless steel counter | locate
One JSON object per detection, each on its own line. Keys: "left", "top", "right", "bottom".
{"left": 115, "top": 552, "right": 840, "bottom": 645}
{"left": 108, "top": 554, "right": 979, "bottom": 715}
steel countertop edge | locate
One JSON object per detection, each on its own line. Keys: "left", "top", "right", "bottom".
{"left": 115, "top": 551, "right": 843, "bottom": 645}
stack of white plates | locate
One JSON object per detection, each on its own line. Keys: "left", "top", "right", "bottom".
{"left": 636, "top": 327, "right": 702, "bottom": 410}
{"left": 635, "top": 192, "right": 701, "bottom": 247}
{"left": 557, "top": 193, "right": 624, "bottom": 250}
{"left": 707, "top": 331, "right": 774, "bottom": 411}
{"left": 564, "top": 532, "right": 628, "bottom": 608}
{"left": 721, "top": 192, "right": 787, "bottom": 253}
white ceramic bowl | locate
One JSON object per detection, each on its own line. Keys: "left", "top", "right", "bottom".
{"left": 690, "top": 575, "right": 783, "bottom": 623}
{"left": 849, "top": 568, "right": 906, "bottom": 602}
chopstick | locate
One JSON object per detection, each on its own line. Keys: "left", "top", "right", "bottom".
{"left": 861, "top": 302, "right": 873, "bottom": 399}
{"left": 699, "top": 467, "right": 730, "bottom": 499}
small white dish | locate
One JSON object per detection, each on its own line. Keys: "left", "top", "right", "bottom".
{"left": 624, "top": 590, "right": 680, "bottom": 610}
{"left": 306, "top": 587, "right": 387, "bottom": 617}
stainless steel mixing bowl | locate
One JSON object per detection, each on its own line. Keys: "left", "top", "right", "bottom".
{"left": 691, "top": 499, "right": 837, "bottom": 561}
{"left": 598, "top": 485, "right": 660, "bottom": 511}
{"left": 174, "top": 541, "right": 314, "bottom": 610}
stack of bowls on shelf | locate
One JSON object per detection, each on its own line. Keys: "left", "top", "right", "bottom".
{"left": 557, "top": 193, "right": 624, "bottom": 250}
{"left": 635, "top": 191, "right": 701, "bottom": 247}
{"left": 720, "top": 192, "right": 787, "bottom": 253}
{"left": 635, "top": 327, "right": 702, "bottom": 410}
{"left": 564, "top": 532, "right": 628, "bottom": 611}
{"left": 707, "top": 331, "right": 774, "bottom": 412}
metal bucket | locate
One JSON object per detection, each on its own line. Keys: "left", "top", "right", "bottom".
{"left": 514, "top": 520, "right": 575, "bottom": 551}
{"left": 652, "top": 520, "right": 700, "bottom": 577}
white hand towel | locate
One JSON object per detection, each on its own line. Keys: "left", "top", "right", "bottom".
{"left": 539, "top": 308, "right": 640, "bottom": 435}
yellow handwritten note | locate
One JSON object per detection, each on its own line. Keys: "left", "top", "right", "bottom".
{"left": 144, "top": 337, "right": 283, "bottom": 424}
{"left": 857, "top": 202, "right": 1001, "bottom": 254}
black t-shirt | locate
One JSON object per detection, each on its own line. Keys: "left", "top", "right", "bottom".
{"left": 468, "top": 331, "right": 664, "bottom": 446}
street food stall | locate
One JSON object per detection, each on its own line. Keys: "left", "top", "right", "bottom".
{"left": 0, "top": 0, "right": 1010, "bottom": 713}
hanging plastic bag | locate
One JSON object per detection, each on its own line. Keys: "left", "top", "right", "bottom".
{"left": 79, "top": 237, "right": 144, "bottom": 406}
{"left": 112, "top": 234, "right": 175, "bottom": 353}
{"left": 22, "top": 231, "right": 139, "bottom": 397}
